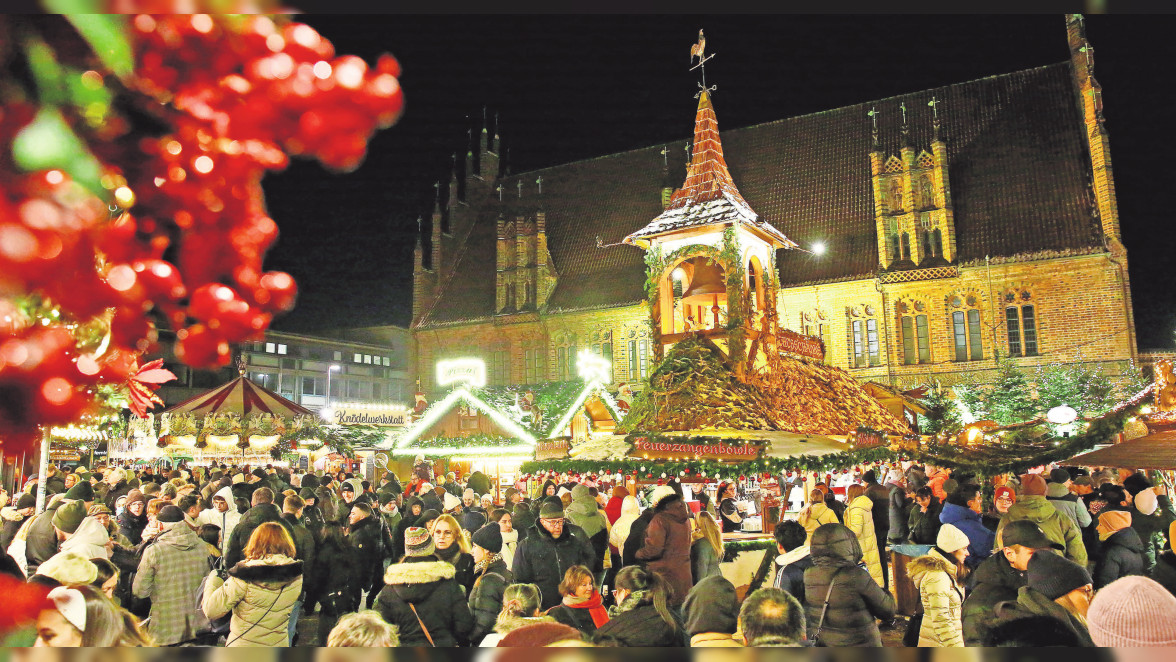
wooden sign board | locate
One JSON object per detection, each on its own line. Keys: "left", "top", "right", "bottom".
{"left": 535, "top": 440, "right": 570, "bottom": 461}
{"left": 778, "top": 329, "right": 825, "bottom": 360}
{"left": 631, "top": 439, "right": 762, "bottom": 461}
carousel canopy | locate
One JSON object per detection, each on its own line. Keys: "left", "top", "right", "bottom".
{"left": 1067, "top": 430, "right": 1176, "bottom": 470}
{"left": 164, "top": 375, "right": 314, "bottom": 418}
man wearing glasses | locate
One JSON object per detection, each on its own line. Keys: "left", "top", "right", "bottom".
{"left": 512, "top": 499, "right": 595, "bottom": 610}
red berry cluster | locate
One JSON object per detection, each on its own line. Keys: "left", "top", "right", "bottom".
{"left": 0, "top": 14, "right": 403, "bottom": 453}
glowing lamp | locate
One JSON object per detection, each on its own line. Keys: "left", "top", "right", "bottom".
{"left": 436, "top": 358, "right": 487, "bottom": 388}
{"left": 811, "top": 241, "right": 826, "bottom": 256}
{"left": 575, "top": 350, "right": 611, "bottom": 384}
{"left": 1046, "top": 405, "right": 1078, "bottom": 425}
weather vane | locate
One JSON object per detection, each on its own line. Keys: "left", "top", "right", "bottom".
{"left": 536, "top": 176, "right": 543, "bottom": 194}
{"left": 496, "top": 184, "right": 503, "bottom": 201}
{"left": 899, "top": 102, "right": 907, "bottom": 126}
{"left": 660, "top": 146, "right": 668, "bottom": 166}
{"left": 690, "top": 30, "right": 716, "bottom": 98}
{"left": 867, "top": 106, "right": 878, "bottom": 131}
{"left": 517, "top": 180, "right": 523, "bottom": 198}
{"left": 927, "top": 96, "right": 939, "bottom": 122}
{"left": 417, "top": 216, "right": 422, "bottom": 232}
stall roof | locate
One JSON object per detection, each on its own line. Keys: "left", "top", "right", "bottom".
{"left": 165, "top": 375, "right": 314, "bottom": 418}
{"left": 385, "top": 385, "right": 538, "bottom": 454}
{"left": 1067, "top": 431, "right": 1176, "bottom": 470}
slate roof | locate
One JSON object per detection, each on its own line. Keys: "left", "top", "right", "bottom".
{"left": 419, "top": 62, "right": 1102, "bottom": 327}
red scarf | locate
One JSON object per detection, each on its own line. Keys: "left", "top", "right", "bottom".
{"left": 563, "top": 591, "right": 610, "bottom": 628}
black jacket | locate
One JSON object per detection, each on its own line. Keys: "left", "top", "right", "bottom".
{"left": 513, "top": 520, "right": 596, "bottom": 610}
{"left": 803, "top": 523, "right": 895, "bottom": 647}
{"left": 1149, "top": 550, "right": 1176, "bottom": 598}
{"left": 459, "top": 509, "right": 486, "bottom": 534}
{"left": 435, "top": 546, "right": 475, "bottom": 596}
{"left": 26, "top": 501, "right": 65, "bottom": 575}
{"left": 104, "top": 480, "right": 131, "bottom": 511}
{"left": 961, "top": 551, "right": 1026, "bottom": 646}
{"left": 1094, "top": 527, "right": 1146, "bottom": 589}
{"left": 549, "top": 601, "right": 603, "bottom": 636}
{"left": 908, "top": 497, "right": 942, "bottom": 545}
{"left": 377, "top": 559, "right": 474, "bottom": 647}
{"left": 310, "top": 536, "right": 355, "bottom": 614}
{"left": 621, "top": 509, "right": 655, "bottom": 568}
{"left": 392, "top": 499, "right": 423, "bottom": 562}
{"left": 223, "top": 503, "right": 289, "bottom": 569}
{"left": 300, "top": 504, "right": 325, "bottom": 541}
{"left": 888, "top": 487, "right": 912, "bottom": 543}
{"left": 594, "top": 603, "right": 685, "bottom": 647}
{"left": 347, "top": 514, "right": 387, "bottom": 588}
{"left": 864, "top": 481, "right": 891, "bottom": 537}
{"left": 280, "top": 513, "right": 316, "bottom": 598}
{"left": 773, "top": 550, "right": 814, "bottom": 605}
{"left": 467, "top": 557, "right": 513, "bottom": 643}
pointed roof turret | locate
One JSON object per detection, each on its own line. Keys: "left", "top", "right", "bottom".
{"left": 624, "top": 90, "right": 797, "bottom": 250}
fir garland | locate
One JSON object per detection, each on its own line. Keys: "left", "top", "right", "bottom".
{"left": 722, "top": 537, "right": 777, "bottom": 563}
{"left": 411, "top": 435, "right": 528, "bottom": 449}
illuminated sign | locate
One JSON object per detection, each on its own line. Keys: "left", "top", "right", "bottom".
{"left": 535, "top": 440, "right": 570, "bottom": 461}
{"left": 576, "top": 350, "right": 612, "bottom": 384}
{"left": 437, "top": 358, "right": 487, "bottom": 388}
{"left": 778, "top": 329, "right": 825, "bottom": 360}
{"left": 330, "top": 404, "right": 410, "bottom": 427}
{"left": 631, "top": 439, "right": 762, "bottom": 460}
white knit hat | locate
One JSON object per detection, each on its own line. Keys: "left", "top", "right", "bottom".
{"left": 1088, "top": 575, "right": 1176, "bottom": 646}
{"left": 936, "top": 523, "right": 971, "bottom": 553}
{"left": 648, "top": 485, "right": 676, "bottom": 508}
{"left": 443, "top": 492, "right": 462, "bottom": 512}
{"left": 36, "top": 551, "right": 98, "bottom": 586}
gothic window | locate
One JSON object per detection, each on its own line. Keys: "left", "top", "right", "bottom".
{"left": 524, "top": 347, "right": 544, "bottom": 384}
{"left": 901, "top": 313, "right": 930, "bottom": 365}
{"left": 952, "top": 308, "right": 984, "bottom": 362}
{"left": 932, "top": 228, "right": 943, "bottom": 257}
{"left": 846, "top": 307, "right": 880, "bottom": 368}
{"left": 591, "top": 331, "right": 614, "bottom": 381}
{"left": 900, "top": 232, "right": 911, "bottom": 261}
{"left": 802, "top": 313, "right": 831, "bottom": 366}
{"left": 524, "top": 280, "right": 535, "bottom": 306}
{"left": 890, "top": 180, "right": 903, "bottom": 213}
{"left": 1005, "top": 291, "right": 1039, "bottom": 357}
{"left": 504, "top": 282, "right": 516, "bottom": 312}
{"left": 492, "top": 350, "right": 508, "bottom": 385}
{"left": 919, "top": 175, "right": 933, "bottom": 209}
{"left": 627, "top": 338, "right": 650, "bottom": 380}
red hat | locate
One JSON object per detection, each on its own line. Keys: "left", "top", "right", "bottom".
{"left": 994, "top": 486, "right": 1016, "bottom": 503}
{"left": 498, "top": 622, "right": 582, "bottom": 647}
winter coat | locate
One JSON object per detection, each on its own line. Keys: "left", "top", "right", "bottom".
{"left": 1151, "top": 550, "right": 1176, "bottom": 598}
{"left": 54, "top": 514, "right": 106, "bottom": 558}
{"left": 926, "top": 471, "right": 949, "bottom": 502}
{"left": 196, "top": 486, "right": 241, "bottom": 553}
{"left": 467, "top": 557, "right": 513, "bottom": 643}
{"left": 888, "top": 487, "right": 912, "bottom": 543}
{"left": 104, "top": 480, "right": 131, "bottom": 511}
{"left": 301, "top": 504, "right": 325, "bottom": 539}
{"left": 0, "top": 507, "right": 28, "bottom": 552}
{"left": 315, "top": 485, "right": 340, "bottom": 524}
{"left": 1046, "top": 482, "right": 1092, "bottom": 529}
{"left": 774, "top": 546, "right": 813, "bottom": 604}
{"left": 436, "top": 546, "right": 475, "bottom": 596}
{"left": 996, "top": 496, "right": 1087, "bottom": 566}
{"left": 567, "top": 485, "right": 609, "bottom": 572}
{"left": 908, "top": 549, "right": 965, "bottom": 647}
{"left": 280, "top": 513, "right": 316, "bottom": 598}
{"left": 803, "top": 523, "right": 895, "bottom": 647}
{"left": 594, "top": 599, "right": 685, "bottom": 647}
{"left": 1094, "top": 526, "right": 1146, "bottom": 589}
{"left": 310, "top": 537, "right": 355, "bottom": 615}
{"left": 989, "top": 585, "right": 1095, "bottom": 646}
{"left": 908, "top": 497, "right": 942, "bottom": 545}
{"left": 202, "top": 554, "right": 303, "bottom": 647}
{"left": 347, "top": 514, "right": 387, "bottom": 593}
{"left": 691, "top": 538, "right": 722, "bottom": 584}
{"left": 621, "top": 509, "right": 655, "bottom": 569}
{"left": 960, "top": 551, "right": 1027, "bottom": 646}
{"left": 392, "top": 497, "right": 423, "bottom": 561}
{"left": 864, "top": 481, "right": 891, "bottom": 538}
{"left": 513, "top": 519, "right": 596, "bottom": 610}
{"left": 548, "top": 592, "right": 608, "bottom": 635}
{"left": 939, "top": 502, "right": 995, "bottom": 567}
{"left": 636, "top": 495, "right": 694, "bottom": 605}
{"left": 25, "top": 500, "right": 66, "bottom": 575}
{"left": 224, "top": 503, "right": 287, "bottom": 569}
{"left": 609, "top": 496, "right": 639, "bottom": 554}
{"left": 605, "top": 495, "right": 626, "bottom": 525}
{"left": 133, "top": 523, "right": 211, "bottom": 646}
{"left": 682, "top": 575, "right": 741, "bottom": 647}
{"left": 378, "top": 559, "right": 474, "bottom": 647}
{"left": 1129, "top": 497, "right": 1176, "bottom": 571}
{"left": 797, "top": 502, "right": 839, "bottom": 544}
{"left": 844, "top": 495, "right": 884, "bottom": 587}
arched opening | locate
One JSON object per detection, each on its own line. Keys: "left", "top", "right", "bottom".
{"left": 747, "top": 255, "right": 765, "bottom": 315}
{"left": 662, "top": 256, "right": 727, "bottom": 336}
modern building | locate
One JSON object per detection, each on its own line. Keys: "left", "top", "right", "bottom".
{"left": 411, "top": 15, "right": 1137, "bottom": 397}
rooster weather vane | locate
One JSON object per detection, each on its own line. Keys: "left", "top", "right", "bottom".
{"left": 690, "top": 30, "right": 716, "bottom": 98}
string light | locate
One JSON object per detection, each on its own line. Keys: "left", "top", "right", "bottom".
{"left": 393, "top": 386, "right": 537, "bottom": 451}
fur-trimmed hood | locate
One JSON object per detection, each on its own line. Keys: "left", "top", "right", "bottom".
{"left": 494, "top": 613, "right": 556, "bottom": 635}
{"left": 907, "top": 550, "right": 955, "bottom": 582}
{"left": 0, "top": 506, "right": 24, "bottom": 523}
{"left": 383, "top": 559, "right": 457, "bottom": 605}
{"left": 775, "top": 545, "right": 810, "bottom": 567}
{"left": 228, "top": 553, "right": 303, "bottom": 586}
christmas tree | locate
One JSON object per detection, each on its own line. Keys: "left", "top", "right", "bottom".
{"left": 985, "top": 357, "right": 1037, "bottom": 425}
{"left": 918, "top": 381, "right": 963, "bottom": 435}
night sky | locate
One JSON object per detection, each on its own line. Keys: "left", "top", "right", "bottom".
{"left": 260, "top": 15, "right": 1176, "bottom": 351}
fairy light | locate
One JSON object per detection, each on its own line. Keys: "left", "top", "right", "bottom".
{"left": 393, "top": 386, "right": 537, "bottom": 451}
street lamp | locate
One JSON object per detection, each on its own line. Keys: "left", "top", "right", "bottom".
{"left": 323, "top": 364, "right": 341, "bottom": 421}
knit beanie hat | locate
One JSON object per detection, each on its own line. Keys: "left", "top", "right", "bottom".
{"left": 936, "top": 523, "right": 970, "bottom": 553}
{"left": 648, "top": 485, "right": 675, "bottom": 508}
{"left": 157, "top": 505, "right": 184, "bottom": 523}
{"left": 1088, "top": 576, "right": 1176, "bottom": 646}
{"left": 35, "top": 551, "right": 98, "bottom": 586}
{"left": 87, "top": 504, "right": 111, "bottom": 517}
{"left": 1026, "top": 549, "right": 1092, "bottom": 600}
{"left": 16, "top": 493, "right": 36, "bottom": 510}
{"left": 1135, "top": 487, "right": 1159, "bottom": 516}
{"left": 682, "top": 574, "right": 738, "bottom": 636}
{"left": 299, "top": 487, "right": 317, "bottom": 501}
{"left": 1098, "top": 510, "right": 1132, "bottom": 541}
{"left": 63, "top": 481, "right": 93, "bottom": 502}
{"left": 443, "top": 492, "right": 462, "bottom": 512}
{"left": 994, "top": 486, "right": 1016, "bottom": 503}
{"left": 404, "top": 527, "right": 435, "bottom": 558}
{"left": 301, "top": 474, "right": 319, "bottom": 490}
{"left": 1048, "top": 467, "right": 1071, "bottom": 484}
{"left": 125, "top": 489, "right": 147, "bottom": 507}
{"left": 471, "top": 523, "right": 503, "bottom": 553}
{"left": 251, "top": 468, "right": 267, "bottom": 481}
{"left": 340, "top": 481, "right": 355, "bottom": 494}
{"left": 498, "top": 622, "right": 582, "bottom": 647}
{"left": 538, "top": 500, "right": 565, "bottom": 519}
{"left": 1123, "top": 472, "right": 1152, "bottom": 496}
{"left": 1019, "top": 474, "right": 1047, "bottom": 496}
{"left": 417, "top": 509, "right": 440, "bottom": 527}
{"left": 378, "top": 492, "right": 396, "bottom": 507}
{"left": 51, "top": 500, "right": 87, "bottom": 534}
{"left": 463, "top": 488, "right": 475, "bottom": 501}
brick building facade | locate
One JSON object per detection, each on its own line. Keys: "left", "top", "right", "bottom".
{"left": 411, "top": 15, "right": 1137, "bottom": 397}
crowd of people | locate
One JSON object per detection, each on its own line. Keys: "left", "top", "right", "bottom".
{"left": 7, "top": 459, "right": 1176, "bottom": 647}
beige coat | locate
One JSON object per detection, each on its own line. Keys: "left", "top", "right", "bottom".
{"left": 797, "top": 502, "right": 839, "bottom": 544}
{"left": 908, "top": 550, "right": 964, "bottom": 647}
{"left": 201, "top": 554, "right": 303, "bottom": 647}
{"left": 844, "top": 495, "right": 884, "bottom": 588}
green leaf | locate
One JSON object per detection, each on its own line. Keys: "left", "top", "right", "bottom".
{"left": 47, "top": 7, "right": 134, "bottom": 80}
{"left": 12, "top": 107, "right": 107, "bottom": 199}
{"left": 24, "top": 37, "right": 67, "bottom": 106}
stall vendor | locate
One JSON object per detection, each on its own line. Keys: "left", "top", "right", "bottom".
{"left": 717, "top": 481, "right": 747, "bottom": 533}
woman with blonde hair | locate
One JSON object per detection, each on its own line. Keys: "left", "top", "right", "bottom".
{"left": 34, "top": 585, "right": 126, "bottom": 647}
{"left": 691, "top": 512, "right": 723, "bottom": 583}
{"left": 479, "top": 583, "right": 554, "bottom": 646}
{"left": 430, "top": 513, "right": 475, "bottom": 594}
{"left": 325, "top": 610, "right": 399, "bottom": 647}
{"left": 844, "top": 484, "right": 885, "bottom": 587}
{"left": 202, "top": 521, "right": 303, "bottom": 646}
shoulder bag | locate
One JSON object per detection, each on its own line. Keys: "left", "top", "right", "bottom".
{"left": 811, "top": 568, "right": 841, "bottom": 647}
{"left": 408, "top": 603, "right": 436, "bottom": 647}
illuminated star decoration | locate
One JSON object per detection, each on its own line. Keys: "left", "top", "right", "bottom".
{"left": 125, "top": 359, "right": 177, "bottom": 419}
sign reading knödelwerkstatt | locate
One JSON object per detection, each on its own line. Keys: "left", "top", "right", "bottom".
{"left": 330, "top": 405, "right": 410, "bottom": 427}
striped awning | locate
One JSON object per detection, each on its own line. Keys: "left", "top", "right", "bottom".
{"left": 164, "top": 376, "right": 314, "bottom": 418}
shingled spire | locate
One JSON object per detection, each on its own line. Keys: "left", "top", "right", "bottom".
{"left": 624, "top": 89, "right": 795, "bottom": 249}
